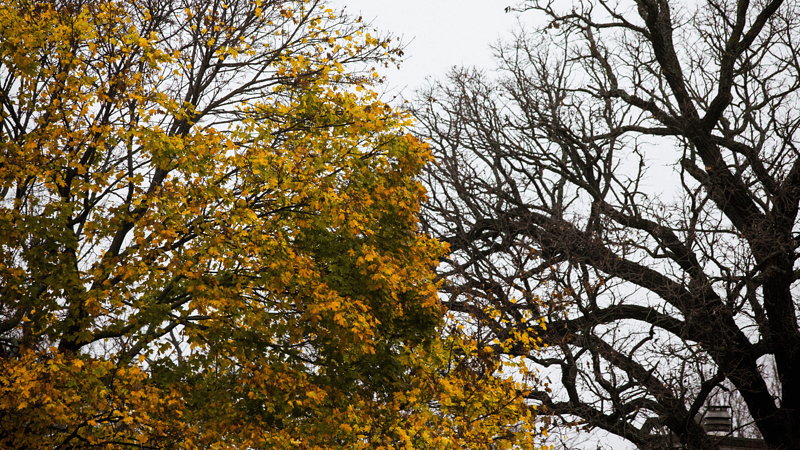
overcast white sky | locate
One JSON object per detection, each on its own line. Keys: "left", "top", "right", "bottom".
{"left": 330, "top": 0, "right": 530, "bottom": 98}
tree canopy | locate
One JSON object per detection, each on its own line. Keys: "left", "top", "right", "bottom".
{"left": 417, "top": 0, "right": 800, "bottom": 449}
{"left": 0, "top": 0, "right": 544, "bottom": 448}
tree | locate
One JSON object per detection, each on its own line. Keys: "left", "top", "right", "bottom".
{"left": 0, "top": 0, "right": 545, "bottom": 448}
{"left": 416, "top": 0, "right": 800, "bottom": 448}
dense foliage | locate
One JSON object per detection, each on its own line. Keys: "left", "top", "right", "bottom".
{"left": 0, "top": 0, "right": 544, "bottom": 448}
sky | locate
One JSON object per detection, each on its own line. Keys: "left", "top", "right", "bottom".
{"left": 329, "top": 0, "right": 532, "bottom": 98}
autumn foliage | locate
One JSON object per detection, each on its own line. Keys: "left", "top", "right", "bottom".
{"left": 0, "top": 0, "right": 543, "bottom": 448}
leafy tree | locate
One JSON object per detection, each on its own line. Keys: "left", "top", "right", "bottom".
{"left": 0, "top": 0, "right": 544, "bottom": 448}
{"left": 416, "top": 0, "right": 800, "bottom": 449}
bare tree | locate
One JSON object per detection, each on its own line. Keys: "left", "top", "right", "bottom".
{"left": 415, "top": 0, "right": 800, "bottom": 449}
